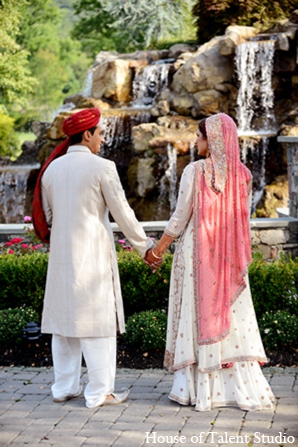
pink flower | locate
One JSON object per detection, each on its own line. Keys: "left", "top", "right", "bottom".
{"left": 23, "top": 216, "right": 32, "bottom": 223}
{"left": 118, "top": 239, "right": 125, "bottom": 244}
{"left": 8, "top": 249, "right": 14, "bottom": 254}
{"left": 21, "top": 244, "right": 29, "bottom": 249}
{"left": 35, "top": 244, "right": 43, "bottom": 249}
{"left": 5, "top": 242, "right": 12, "bottom": 247}
{"left": 10, "top": 238, "right": 23, "bottom": 244}
{"left": 124, "top": 245, "right": 133, "bottom": 252}
{"left": 31, "top": 246, "right": 37, "bottom": 251}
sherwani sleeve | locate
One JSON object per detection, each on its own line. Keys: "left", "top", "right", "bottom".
{"left": 165, "top": 163, "right": 195, "bottom": 238}
{"left": 101, "top": 161, "right": 154, "bottom": 257}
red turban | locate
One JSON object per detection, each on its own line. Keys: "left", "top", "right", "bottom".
{"left": 62, "top": 107, "right": 101, "bottom": 136}
{"left": 32, "top": 107, "right": 101, "bottom": 243}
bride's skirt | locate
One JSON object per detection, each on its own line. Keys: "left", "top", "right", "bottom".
{"left": 169, "top": 361, "right": 274, "bottom": 411}
{"left": 164, "top": 219, "right": 275, "bottom": 411}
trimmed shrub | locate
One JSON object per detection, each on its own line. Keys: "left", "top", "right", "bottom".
{"left": 0, "top": 253, "right": 48, "bottom": 315}
{"left": 123, "top": 310, "right": 167, "bottom": 350}
{"left": 258, "top": 310, "right": 298, "bottom": 351}
{"left": 249, "top": 253, "right": 298, "bottom": 318}
{"left": 118, "top": 250, "right": 172, "bottom": 316}
{"left": 0, "top": 306, "right": 39, "bottom": 344}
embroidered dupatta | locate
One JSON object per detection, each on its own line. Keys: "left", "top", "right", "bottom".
{"left": 193, "top": 113, "right": 252, "bottom": 346}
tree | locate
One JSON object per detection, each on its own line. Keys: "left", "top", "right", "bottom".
{"left": 72, "top": 0, "right": 123, "bottom": 56}
{"left": 72, "top": 0, "right": 196, "bottom": 56}
{"left": 0, "top": 0, "right": 36, "bottom": 109}
{"left": 15, "top": 0, "right": 92, "bottom": 122}
{"left": 193, "top": 0, "right": 298, "bottom": 44}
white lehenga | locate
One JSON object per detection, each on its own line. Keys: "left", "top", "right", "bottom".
{"left": 164, "top": 165, "right": 275, "bottom": 412}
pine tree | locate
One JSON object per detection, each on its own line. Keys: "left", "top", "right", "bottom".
{"left": 72, "top": 0, "right": 195, "bottom": 55}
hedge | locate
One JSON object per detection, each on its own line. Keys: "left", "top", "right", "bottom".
{"left": 0, "top": 250, "right": 297, "bottom": 350}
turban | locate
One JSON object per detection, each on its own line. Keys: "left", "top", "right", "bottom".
{"left": 32, "top": 107, "right": 101, "bottom": 243}
{"left": 62, "top": 107, "right": 101, "bottom": 136}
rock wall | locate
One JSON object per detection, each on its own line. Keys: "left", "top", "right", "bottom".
{"left": 10, "top": 12, "right": 298, "bottom": 223}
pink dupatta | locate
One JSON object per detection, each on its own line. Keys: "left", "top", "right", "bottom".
{"left": 193, "top": 113, "right": 252, "bottom": 345}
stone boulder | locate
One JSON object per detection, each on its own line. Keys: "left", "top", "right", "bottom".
{"left": 168, "top": 43, "right": 197, "bottom": 59}
{"left": 171, "top": 37, "right": 234, "bottom": 94}
{"left": 218, "top": 25, "right": 258, "bottom": 56}
{"left": 132, "top": 117, "right": 198, "bottom": 155}
{"left": 92, "top": 59, "right": 133, "bottom": 103}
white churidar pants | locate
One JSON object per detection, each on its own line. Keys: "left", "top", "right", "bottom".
{"left": 51, "top": 334, "right": 116, "bottom": 408}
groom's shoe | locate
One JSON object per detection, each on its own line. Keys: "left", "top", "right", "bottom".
{"left": 53, "top": 384, "right": 83, "bottom": 403}
{"left": 101, "top": 388, "right": 130, "bottom": 406}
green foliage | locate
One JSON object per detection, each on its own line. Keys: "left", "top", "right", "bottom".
{"left": 0, "top": 0, "right": 36, "bottom": 107}
{"left": 11, "top": 0, "right": 92, "bottom": 122}
{"left": 192, "top": 0, "right": 297, "bottom": 44}
{"left": 0, "top": 306, "right": 39, "bottom": 344}
{"left": 249, "top": 253, "right": 298, "bottom": 318}
{"left": 117, "top": 250, "right": 172, "bottom": 316}
{"left": 258, "top": 310, "right": 298, "bottom": 350}
{"left": 0, "top": 253, "right": 48, "bottom": 316}
{"left": 72, "top": 0, "right": 196, "bottom": 55}
{"left": 0, "top": 112, "right": 20, "bottom": 158}
{"left": 123, "top": 310, "right": 167, "bottom": 350}
{"left": 72, "top": 0, "right": 121, "bottom": 57}
{"left": 0, "top": 248, "right": 297, "bottom": 350}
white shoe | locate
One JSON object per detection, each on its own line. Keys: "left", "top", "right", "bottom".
{"left": 53, "top": 384, "right": 83, "bottom": 403}
{"left": 101, "top": 388, "right": 130, "bottom": 406}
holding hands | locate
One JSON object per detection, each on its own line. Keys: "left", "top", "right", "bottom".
{"left": 144, "top": 233, "right": 175, "bottom": 273}
{"left": 144, "top": 248, "right": 163, "bottom": 273}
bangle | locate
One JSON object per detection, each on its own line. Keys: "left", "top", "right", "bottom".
{"left": 152, "top": 249, "right": 162, "bottom": 260}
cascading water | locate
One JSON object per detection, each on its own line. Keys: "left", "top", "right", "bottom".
{"left": 132, "top": 62, "right": 171, "bottom": 107}
{"left": 158, "top": 144, "right": 178, "bottom": 217}
{"left": 235, "top": 38, "right": 277, "bottom": 212}
{"left": 100, "top": 111, "right": 151, "bottom": 156}
{"left": 0, "top": 165, "right": 40, "bottom": 223}
{"left": 81, "top": 70, "right": 93, "bottom": 97}
{"left": 236, "top": 40, "right": 276, "bottom": 133}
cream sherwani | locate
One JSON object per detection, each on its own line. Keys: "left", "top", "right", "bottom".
{"left": 41, "top": 145, "right": 153, "bottom": 407}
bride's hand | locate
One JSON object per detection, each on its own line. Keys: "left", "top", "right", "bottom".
{"left": 144, "top": 249, "right": 163, "bottom": 273}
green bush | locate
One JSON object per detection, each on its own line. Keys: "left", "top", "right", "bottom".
{"left": 0, "top": 253, "right": 48, "bottom": 315}
{"left": 118, "top": 250, "right": 172, "bottom": 316}
{"left": 0, "top": 306, "right": 39, "bottom": 344}
{"left": 249, "top": 253, "right": 298, "bottom": 318}
{"left": 123, "top": 310, "right": 167, "bottom": 350}
{"left": 258, "top": 310, "right": 298, "bottom": 351}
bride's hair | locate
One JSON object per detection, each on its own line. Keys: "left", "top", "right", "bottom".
{"left": 198, "top": 118, "right": 207, "bottom": 139}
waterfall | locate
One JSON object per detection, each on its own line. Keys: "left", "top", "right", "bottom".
{"left": 0, "top": 165, "right": 40, "bottom": 223}
{"left": 51, "top": 102, "right": 75, "bottom": 121}
{"left": 236, "top": 40, "right": 276, "bottom": 133}
{"left": 100, "top": 111, "right": 151, "bottom": 156}
{"left": 81, "top": 70, "right": 93, "bottom": 97}
{"left": 240, "top": 137, "right": 268, "bottom": 212}
{"left": 235, "top": 38, "right": 277, "bottom": 212}
{"left": 132, "top": 63, "right": 170, "bottom": 107}
{"left": 158, "top": 144, "right": 178, "bottom": 216}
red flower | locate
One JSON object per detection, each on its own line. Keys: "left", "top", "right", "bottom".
{"left": 4, "top": 242, "right": 12, "bottom": 247}
{"left": 10, "top": 238, "right": 23, "bottom": 244}
{"left": 21, "top": 244, "right": 29, "bottom": 249}
{"left": 8, "top": 249, "right": 14, "bottom": 254}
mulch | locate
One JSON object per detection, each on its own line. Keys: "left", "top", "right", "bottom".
{"left": 0, "top": 334, "right": 297, "bottom": 370}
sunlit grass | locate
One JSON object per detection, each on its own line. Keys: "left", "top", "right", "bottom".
{"left": 10, "top": 132, "right": 36, "bottom": 161}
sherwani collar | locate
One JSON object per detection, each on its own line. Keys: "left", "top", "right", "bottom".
{"left": 67, "top": 145, "right": 92, "bottom": 154}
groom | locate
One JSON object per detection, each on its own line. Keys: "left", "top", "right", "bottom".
{"left": 32, "top": 107, "right": 159, "bottom": 408}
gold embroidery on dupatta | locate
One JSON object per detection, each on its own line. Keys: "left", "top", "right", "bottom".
{"left": 205, "top": 114, "right": 227, "bottom": 193}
